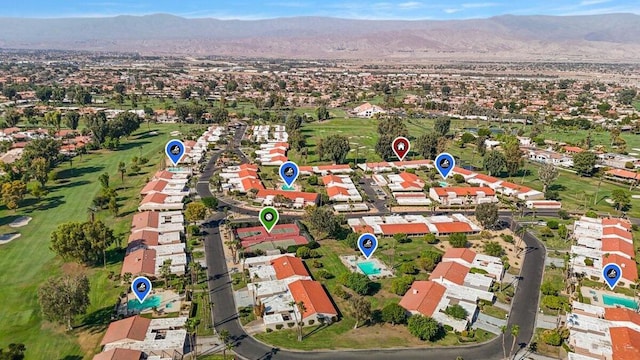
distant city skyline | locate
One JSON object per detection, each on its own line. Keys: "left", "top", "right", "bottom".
{"left": 4, "top": 0, "right": 640, "bottom": 20}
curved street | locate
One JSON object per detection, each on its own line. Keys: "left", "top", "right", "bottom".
{"left": 195, "top": 127, "right": 547, "bottom": 359}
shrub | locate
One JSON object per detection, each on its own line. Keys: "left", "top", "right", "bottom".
{"left": 381, "top": 303, "right": 407, "bottom": 325}
{"left": 317, "top": 269, "right": 334, "bottom": 279}
{"left": 546, "top": 219, "right": 559, "bottom": 229}
{"left": 443, "top": 324, "right": 454, "bottom": 332}
{"left": 399, "top": 262, "right": 419, "bottom": 275}
{"left": 557, "top": 209, "right": 570, "bottom": 220}
{"left": 449, "top": 233, "right": 468, "bottom": 248}
{"left": 296, "top": 246, "right": 311, "bottom": 259}
{"left": 539, "top": 227, "right": 554, "bottom": 237}
{"left": 275, "top": 324, "right": 284, "bottom": 330}
{"left": 287, "top": 322, "right": 295, "bottom": 328}
{"left": 266, "top": 328, "right": 273, "bottom": 333}
{"left": 453, "top": 174, "right": 465, "bottom": 184}
{"left": 307, "top": 175, "right": 319, "bottom": 186}
{"left": 343, "top": 272, "right": 374, "bottom": 295}
{"left": 286, "top": 245, "right": 299, "bottom": 253}
{"left": 391, "top": 275, "right": 415, "bottom": 295}
{"left": 424, "top": 233, "right": 438, "bottom": 244}
{"left": 308, "top": 319, "right": 315, "bottom": 325}
{"left": 311, "top": 260, "right": 323, "bottom": 268}
{"left": 584, "top": 258, "right": 594, "bottom": 266}
{"left": 480, "top": 230, "right": 493, "bottom": 239}
{"left": 444, "top": 304, "right": 468, "bottom": 320}
{"left": 309, "top": 249, "right": 321, "bottom": 258}
{"left": 333, "top": 286, "right": 350, "bottom": 300}
{"left": 393, "top": 233, "right": 411, "bottom": 244}
{"left": 585, "top": 210, "right": 598, "bottom": 218}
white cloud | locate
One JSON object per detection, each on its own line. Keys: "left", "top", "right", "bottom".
{"left": 398, "top": 1, "right": 423, "bottom": 9}
{"left": 443, "top": 8, "right": 462, "bottom": 14}
{"left": 580, "top": 0, "right": 612, "bottom": 6}
{"left": 461, "top": 2, "right": 499, "bottom": 9}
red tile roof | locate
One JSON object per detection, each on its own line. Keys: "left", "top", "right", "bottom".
{"left": 453, "top": 167, "right": 473, "bottom": 176}
{"left": 100, "top": 316, "right": 150, "bottom": 345}
{"left": 500, "top": 181, "right": 532, "bottom": 193}
{"left": 443, "top": 248, "right": 477, "bottom": 264}
{"left": 121, "top": 249, "right": 156, "bottom": 276}
{"left": 606, "top": 169, "right": 640, "bottom": 181}
{"left": 602, "top": 226, "right": 633, "bottom": 240}
{"left": 602, "top": 238, "right": 635, "bottom": 258}
{"left": 322, "top": 175, "right": 344, "bottom": 185}
{"left": 256, "top": 189, "right": 319, "bottom": 203}
{"left": 399, "top": 281, "right": 446, "bottom": 316}
{"left": 241, "top": 177, "right": 265, "bottom": 191}
{"left": 288, "top": 280, "right": 338, "bottom": 319}
{"left": 351, "top": 225, "right": 374, "bottom": 234}
{"left": 429, "top": 261, "right": 469, "bottom": 285}
{"left": 239, "top": 163, "right": 259, "bottom": 171}
{"left": 379, "top": 223, "right": 429, "bottom": 235}
{"left": 605, "top": 307, "right": 640, "bottom": 326}
{"left": 327, "top": 186, "right": 351, "bottom": 197}
{"left": 140, "top": 192, "right": 169, "bottom": 205}
{"left": 610, "top": 327, "right": 640, "bottom": 360}
{"left": 131, "top": 211, "right": 159, "bottom": 230}
{"left": 432, "top": 186, "right": 495, "bottom": 197}
{"left": 602, "top": 254, "right": 638, "bottom": 282}
{"left": 93, "top": 348, "right": 143, "bottom": 360}
{"left": 140, "top": 180, "right": 168, "bottom": 195}
{"left": 602, "top": 218, "right": 632, "bottom": 230}
{"left": 128, "top": 230, "right": 159, "bottom": 247}
{"left": 433, "top": 222, "right": 474, "bottom": 234}
{"left": 153, "top": 170, "right": 175, "bottom": 180}
{"left": 473, "top": 174, "right": 501, "bottom": 184}
{"left": 271, "top": 256, "right": 310, "bottom": 280}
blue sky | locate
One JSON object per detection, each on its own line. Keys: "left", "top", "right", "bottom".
{"left": 3, "top": 0, "right": 640, "bottom": 19}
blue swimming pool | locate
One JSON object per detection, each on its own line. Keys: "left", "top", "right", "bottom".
{"left": 438, "top": 182, "right": 448, "bottom": 187}
{"left": 127, "top": 295, "right": 161, "bottom": 311}
{"left": 603, "top": 294, "right": 639, "bottom": 310}
{"left": 281, "top": 184, "right": 295, "bottom": 191}
{"left": 357, "top": 261, "right": 381, "bottom": 276}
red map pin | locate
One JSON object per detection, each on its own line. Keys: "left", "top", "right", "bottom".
{"left": 392, "top": 136, "right": 410, "bottom": 161}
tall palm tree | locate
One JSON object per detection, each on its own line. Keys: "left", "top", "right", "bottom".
{"left": 500, "top": 325, "right": 507, "bottom": 360}
{"left": 509, "top": 324, "right": 520, "bottom": 359}
{"left": 289, "top": 301, "right": 306, "bottom": 341}
{"left": 219, "top": 329, "right": 230, "bottom": 360}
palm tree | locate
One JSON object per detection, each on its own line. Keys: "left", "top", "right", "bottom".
{"left": 219, "top": 329, "right": 231, "bottom": 360}
{"left": 509, "top": 324, "right": 520, "bottom": 359}
{"left": 289, "top": 301, "right": 306, "bottom": 341}
{"left": 500, "top": 325, "right": 507, "bottom": 360}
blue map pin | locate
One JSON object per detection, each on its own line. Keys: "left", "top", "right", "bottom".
{"left": 279, "top": 161, "right": 299, "bottom": 189}
{"left": 131, "top": 276, "right": 152, "bottom": 303}
{"left": 165, "top": 139, "right": 186, "bottom": 166}
{"left": 602, "top": 263, "right": 622, "bottom": 290}
{"left": 435, "top": 152, "right": 455, "bottom": 179}
{"left": 357, "top": 233, "right": 378, "bottom": 259}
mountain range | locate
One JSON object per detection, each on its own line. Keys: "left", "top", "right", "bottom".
{"left": 1, "top": 13, "right": 640, "bottom": 61}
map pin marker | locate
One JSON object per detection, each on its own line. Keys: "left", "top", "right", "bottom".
{"left": 357, "top": 233, "right": 378, "bottom": 259}
{"left": 602, "top": 263, "right": 622, "bottom": 290}
{"left": 165, "top": 139, "right": 186, "bottom": 166}
{"left": 279, "top": 161, "right": 300, "bottom": 190}
{"left": 392, "top": 136, "right": 410, "bottom": 161}
{"left": 435, "top": 152, "right": 455, "bottom": 179}
{"left": 259, "top": 206, "right": 279, "bottom": 233}
{"left": 131, "top": 276, "right": 152, "bottom": 303}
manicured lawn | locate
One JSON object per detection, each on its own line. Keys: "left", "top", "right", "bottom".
{"left": 255, "top": 318, "right": 494, "bottom": 351}
{"left": 481, "top": 305, "right": 509, "bottom": 320}
{"left": 0, "top": 123, "right": 197, "bottom": 359}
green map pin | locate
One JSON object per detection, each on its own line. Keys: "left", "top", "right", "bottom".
{"left": 259, "top": 206, "right": 279, "bottom": 233}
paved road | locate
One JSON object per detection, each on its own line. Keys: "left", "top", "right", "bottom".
{"left": 196, "top": 122, "right": 547, "bottom": 359}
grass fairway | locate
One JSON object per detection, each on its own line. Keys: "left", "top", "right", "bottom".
{"left": 0, "top": 123, "right": 197, "bottom": 359}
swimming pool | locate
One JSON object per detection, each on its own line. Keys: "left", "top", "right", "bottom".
{"left": 281, "top": 185, "right": 295, "bottom": 191}
{"left": 357, "top": 261, "right": 381, "bottom": 276}
{"left": 438, "top": 182, "right": 448, "bottom": 187}
{"left": 602, "top": 294, "right": 639, "bottom": 310}
{"left": 127, "top": 295, "right": 161, "bottom": 311}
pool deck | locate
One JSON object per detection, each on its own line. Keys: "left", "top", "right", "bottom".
{"left": 340, "top": 255, "right": 394, "bottom": 279}
{"left": 118, "top": 289, "right": 186, "bottom": 316}
{"left": 581, "top": 287, "right": 639, "bottom": 310}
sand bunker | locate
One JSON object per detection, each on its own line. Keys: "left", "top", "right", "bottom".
{"left": 0, "top": 233, "right": 21, "bottom": 244}
{"left": 8, "top": 216, "right": 31, "bottom": 228}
